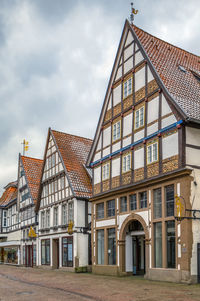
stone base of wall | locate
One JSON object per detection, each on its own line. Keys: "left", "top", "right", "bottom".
{"left": 92, "top": 265, "right": 119, "bottom": 276}
{"left": 146, "top": 268, "right": 192, "bottom": 283}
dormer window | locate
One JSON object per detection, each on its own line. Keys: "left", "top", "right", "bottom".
{"left": 123, "top": 77, "right": 132, "bottom": 99}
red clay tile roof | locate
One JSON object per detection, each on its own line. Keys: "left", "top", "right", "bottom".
{"left": 21, "top": 156, "right": 43, "bottom": 205}
{"left": 132, "top": 25, "right": 200, "bottom": 120}
{"left": 51, "top": 130, "right": 93, "bottom": 198}
{"left": 0, "top": 183, "right": 17, "bottom": 207}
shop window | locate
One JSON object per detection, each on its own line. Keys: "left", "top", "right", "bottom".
{"left": 165, "top": 185, "right": 174, "bottom": 217}
{"left": 135, "top": 106, "right": 144, "bottom": 129}
{"left": 130, "top": 194, "right": 137, "bottom": 210}
{"left": 122, "top": 153, "right": 131, "bottom": 173}
{"left": 153, "top": 188, "right": 162, "bottom": 219}
{"left": 166, "top": 220, "right": 175, "bottom": 268}
{"left": 154, "top": 222, "right": 162, "bottom": 268}
{"left": 62, "top": 237, "right": 73, "bottom": 267}
{"left": 123, "top": 77, "right": 132, "bottom": 99}
{"left": 102, "top": 162, "right": 110, "bottom": 181}
{"left": 97, "top": 230, "right": 104, "bottom": 265}
{"left": 147, "top": 142, "right": 158, "bottom": 164}
{"left": 107, "top": 200, "right": 115, "bottom": 217}
{"left": 120, "top": 196, "right": 127, "bottom": 212}
{"left": 97, "top": 203, "right": 104, "bottom": 219}
{"left": 113, "top": 121, "right": 121, "bottom": 142}
{"left": 41, "top": 240, "right": 50, "bottom": 265}
{"left": 108, "top": 228, "right": 116, "bottom": 265}
{"left": 139, "top": 191, "right": 147, "bottom": 209}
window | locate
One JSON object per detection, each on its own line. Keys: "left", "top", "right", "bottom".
{"left": 108, "top": 228, "right": 116, "bottom": 265}
{"left": 102, "top": 163, "right": 110, "bottom": 181}
{"left": 97, "top": 203, "right": 104, "bottom": 219}
{"left": 120, "top": 196, "right": 127, "bottom": 212}
{"left": 130, "top": 194, "right": 137, "bottom": 211}
{"left": 41, "top": 239, "right": 50, "bottom": 265}
{"left": 107, "top": 200, "right": 115, "bottom": 217}
{"left": 165, "top": 185, "right": 174, "bottom": 217}
{"left": 122, "top": 153, "right": 131, "bottom": 173}
{"left": 3, "top": 211, "right": 7, "bottom": 227}
{"left": 166, "top": 220, "right": 175, "bottom": 268}
{"left": 46, "top": 210, "right": 50, "bottom": 228}
{"left": 123, "top": 77, "right": 132, "bottom": 98}
{"left": 41, "top": 211, "right": 45, "bottom": 229}
{"left": 62, "top": 237, "right": 73, "bottom": 267}
{"left": 113, "top": 121, "right": 121, "bottom": 142}
{"left": 62, "top": 204, "right": 67, "bottom": 225}
{"left": 68, "top": 202, "right": 74, "bottom": 223}
{"left": 153, "top": 188, "right": 162, "bottom": 219}
{"left": 97, "top": 230, "right": 104, "bottom": 265}
{"left": 139, "top": 191, "right": 147, "bottom": 209}
{"left": 154, "top": 222, "right": 162, "bottom": 268}
{"left": 135, "top": 106, "right": 144, "bottom": 129}
{"left": 54, "top": 207, "right": 58, "bottom": 226}
{"left": 147, "top": 142, "right": 158, "bottom": 164}
{"left": 61, "top": 176, "right": 65, "bottom": 190}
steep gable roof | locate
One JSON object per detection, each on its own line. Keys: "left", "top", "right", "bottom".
{"left": 132, "top": 24, "right": 200, "bottom": 121}
{"left": 51, "top": 130, "right": 93, "bottom": 198}
{"left": 21, "top": 156, "right": 43, "bottom": 205}
{"left": 0, "top": 182, "right": 17, "bottom": 207}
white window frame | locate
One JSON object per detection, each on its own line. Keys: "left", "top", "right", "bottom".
{"left": 46, "top": 209, "right": 50, "bottom": 228}
{"left": 41, "top": 211, "right": 45, "bottom": 229}
{"left": 122, "top": 153, "right": 131, "bottom": 173}
{"left": 62, "top": 204, "right": 68, "bottom": 225}
{"left": 102, "top": 162, "right": 110, "bottom": 181}
{"left": 123, "top": 77, "right": 132, "bottom": 99}
{"left": 147, "top": 142, "right": 158, "bottom": 164}
{"left": 112, "top": 121, "right": 121, "bottom": 142}
{"left": 53, "top": 207, "right": 58, "bottom": 226}
{"left": 135, "top": 106, "right": 144, "bottom": 129}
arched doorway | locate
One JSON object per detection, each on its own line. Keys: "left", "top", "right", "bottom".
{"left": 119, "top": 214, "right": 149, "bottom": 276}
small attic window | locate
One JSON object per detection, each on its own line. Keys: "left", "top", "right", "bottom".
{"left": 178, "top": 65, "right": 187, "bottom": 73}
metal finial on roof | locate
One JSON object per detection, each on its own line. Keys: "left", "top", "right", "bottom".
{"left": 130, "top": 2, "right": 138, "bottom": 24}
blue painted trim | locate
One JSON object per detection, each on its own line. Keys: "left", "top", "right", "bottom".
{"left": 90, "top": 120, "right": 183, "bottom": 167}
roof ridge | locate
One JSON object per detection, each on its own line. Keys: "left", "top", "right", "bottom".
{"left": 132, "top": 24, "right": 200, "bottom": 59}
{"left": 51, "top": 129, "right": 93, "bottom": 142}
{"left": 21, "top": 155, "right": 43, "bottom": 162}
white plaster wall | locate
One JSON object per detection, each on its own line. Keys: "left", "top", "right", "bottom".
{"left": 96, "top": 134, "right": 102, "bottom": 151}
{"left": 162, "top": 132, "right": 178, "bottom": 159}
{"left": 126, "top": 235, "right": 133, "bottom": 272}
{"left": 186, "top": 127, "right": 200, "bottom": 146}
{"left": 112, "top": 141, "right": 121, "bottom": 152}
{"left": 135, "top": 67, "right": 145, "bottom": 91}
{"left": 73, "top": 198, "right": 78, "bottom": 227}
{"left": 94, "top": 167, "right": 101, "bottom": 184}
{"left": 77, "top": 233, "right": 89, "bottom": 266}
{"left": 107, "top": 96, "right": 111, "bottom": 110}
{"left": 103, "top": 146, "right": 110, "bottom": 157}
{"left": 135, "top": 51, "right": 143, "bottom": 65}
{"left": 134, "top": 147, "right": 144, "bottom": 169}
{"left": 96, "top": 219, "right": 115, "bottom": 228}
{"left": 124, "top": 44, "right": 133, "bottom": 61}
{"left": 161, "top": 115, "right": 177, "bottom": 129}
{"left": 123, "top": 136, "right": 132, "bottom": 147}
{"left": 113, "top": 84, "right": 121, "bottom": 106}
{"left": 123, "top": 114, "right": 132, "bottom": 137}
{"left": 118, "top": 214, "right": 129, "bottom": 229}
{"left": 93, "top": 152, "right": 101, "bottom": 162}
{"left": 147, "top": 66, "right": 154, "bottom": 82}
{"left": 137, "top": 210, "right": 149, "bottom": 227}
{"left": 147, "top": 122, "right": 158, "bottom": 136}
{"left": 148, "top": 96, "right": 159, "bottom": 124}
{"left": 76, "top": 200, "right": 85, "bottom": 228}
{"left": 115, "top": 66, "right": 122, "bottom": 81}
{"left": 186, "top": 147, "right": 200, "bottom": 166}
{"left": 124, "top": 57, "right": 133, "bottom": 74}
{"left": 7, "top": 230, "right": 21, "bottom": 241}
{"left": 161, "top": 95, "right": 172, "bottom": 116}
{"left": 112, "top": 157, "right": 120, "bottom": 177}
{"left": 134, "top": 129, "right": 144, "bottom": 142}
{"left": 103, "top": 126, "right": 111, "bottom": 148}
{"left": 125, "top": 31, "right": 133, "bottom": 46}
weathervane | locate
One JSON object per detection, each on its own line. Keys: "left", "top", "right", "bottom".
{"left": 130, "top": 2, "right": 138, "bottom": 24}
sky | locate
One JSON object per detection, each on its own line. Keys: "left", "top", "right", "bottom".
{"left": 0, "top": 0, "right": 199, "bottom": 193}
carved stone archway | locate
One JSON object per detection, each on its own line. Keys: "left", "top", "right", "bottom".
{"left": 118, "top": 213, "right": 149, "bottom": 275}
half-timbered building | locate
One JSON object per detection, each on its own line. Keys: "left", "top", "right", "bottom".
{"left": 18, "top": 155, "right": 43, "bottom": 267}
{"left": 0, "top": 181, "right": 20, "bottom": 264}
{"left": 36, "top": 128, "right": 92, "bottom": 270}
{"left": 87, "top": 20, "right": 200, "bottom": 283}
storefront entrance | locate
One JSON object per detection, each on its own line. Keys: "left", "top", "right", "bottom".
{"left": 132, "top": 235, "right": 145, "bottom": 275}
{"left": 52, "top": 239, "right": 59, "bottom": 269}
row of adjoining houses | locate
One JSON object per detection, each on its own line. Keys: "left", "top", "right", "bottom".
{"left": 1, "top": 19, "right": 200, "bottom": 283}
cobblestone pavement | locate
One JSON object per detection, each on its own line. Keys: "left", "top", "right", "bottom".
{"left": 0, "top": 266, "right": 200, "bottom": 301}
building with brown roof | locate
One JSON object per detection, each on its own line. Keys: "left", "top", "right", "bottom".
{"left": 18, "top": 154, "right": 43, "bottom": 267}
{"left": 36, "top": 128, "right": 93, "bottom": 270}
{"left": 87, "top": 20, "right": 200, "bottom": 283}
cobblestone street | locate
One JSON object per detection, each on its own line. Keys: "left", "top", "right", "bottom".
{"left": 0, "top": 266, "right": 200, "bottom": 301}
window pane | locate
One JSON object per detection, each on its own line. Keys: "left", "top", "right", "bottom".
{"left": 165, "top": 185, "right": 174, "bottom": 217}
{"left": 153, "top": 188, "right": 162, "bottom": 219}
{"left": 97, "top": 203, "right": 104, "bottom": 219}
{"left": 154, "top": 222, "right": 162, "bottom": 268}
{"left": 108, "top": 228, "right": 116, "bottom": 265}
{"left": 97, "top": 230, "right": 104, "bottom": 265}
{"left": 107, "top": 200, "right": 115, "bottom": 217}
{"left": 130, "top": 194, "right": 137, "bottom": 210}
{"left": 139, "top": 192, "right": 147, "bottom": 208}
{"left": 120, "top": 197, "right": 127, "bottom": 212}
{"left": 166, "top": 220, "right": 175, "bottom": 268}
